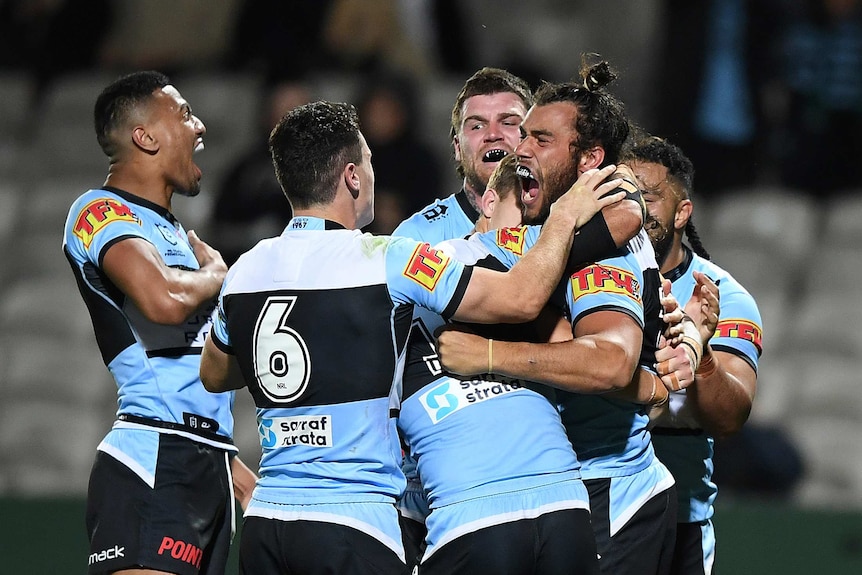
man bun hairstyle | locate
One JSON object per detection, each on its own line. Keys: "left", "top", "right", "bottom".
{"left": 533, "top": 55, "right": 630, "bottom": 166}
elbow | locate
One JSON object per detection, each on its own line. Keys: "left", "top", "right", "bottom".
{"left": 199, "top": 368, "right": 219, "bottom": 393}
{"left": 507, "top": 295, "right": 547, "bottom": 323}
{"left": 595, "top": 348, "right": 639, "bottom": 393}
{"left": 200, "top": 370, "right": 226, "bottom": 394}
{"left": 139, "top": 296, "right": 195, "bottom": 326}
{"left": 709, "top": 406, "right": 752, "bottom": 439}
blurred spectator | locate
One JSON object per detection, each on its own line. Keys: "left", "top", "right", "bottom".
{"left": 97, "top": 0, "right": 238, "bottom": 73}
{"left": 209, "top": 77, "right": 312, "bottom": 265}
{"left": 399, "top": 0, "right": 474, "bottom": 75}
{"left": 323, "top": 0, "right": 435, "bottom": 79}
{"left": 776, "top": 0, "right": 862, "bottom": 196}
{"left": 652, "top": 0, "right": 786, "bottom": 196}
{"left": 354, "top": 70, "right": 445, "bottom": 234}
{"left": 713, "top": 423, "right": 805, "bottom": 500}
{"left": 225, "top": 0, "right": 336, "bottom": 79}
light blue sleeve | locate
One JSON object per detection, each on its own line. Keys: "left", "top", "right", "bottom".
{"left": 469, "top": 225, "right": 542, "bottom": 269}
{"left": 65, "top": 191, "right": 148, "bottom": 265}
{"left": 566, "top": 252, "right": 645, "bottom": 328}
{"left": 384, "top": 236, "right": 470, "bottom": 319}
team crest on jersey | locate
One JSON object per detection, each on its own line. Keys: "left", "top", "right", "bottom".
{"left": 403, "top": 243, "right": 451, "bottom": 290}
{"left": 715, "top": 319, "right": 763, "bottom": 353}
{"left": 570, "top": 264, "right": 641, "bottom": 303}
{"left": 73, "top": 198, "right": 140, "bottom": 248}
{"left": 495, "top": 226, "right": 527, "bottom": 256}
{"left": 155, "top": 222, "right": 179, "bottom": 245}
{"left": 421, "top": 203, "right": 449, "bottom": 222}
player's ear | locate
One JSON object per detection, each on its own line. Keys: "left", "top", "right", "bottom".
{"left": 578, "top": 146, "right": 604, "bottom": 171}
{"left": 480, "top": 188, "right": 498, "bottom": 218}
{"left": 344, "top": 163, "right": 360, "bottom": 199}
{"left": 132, "top": 125, "right": 157, "bottom": 152}
{"left": 453, "top": 135, "right": 462, "bottom": 163}
{"left": 674, "top": 199, "right": 693, "bottom": 231}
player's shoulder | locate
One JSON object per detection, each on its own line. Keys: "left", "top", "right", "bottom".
{"left": 65, "top": 187, "right": 145, "bottom": 248}
{"left": 691, "top": 254, "right": 752, "bottom": 298}
{"left": 394, "top": 193, "right": 472, "bottom": 241}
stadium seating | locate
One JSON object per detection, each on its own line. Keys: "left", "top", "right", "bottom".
{"left": 1, "top": 68, "right": 859, "bottom": 515}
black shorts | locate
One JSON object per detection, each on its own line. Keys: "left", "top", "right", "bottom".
{"left": 418, "top": 508, "right": 600, "bottom": 575}
{"left": 398, "top": 512, "right": 426, "bottom": 570}
{"left": 240, "top": 516, "right": 411, "bottom": 575}
{"left": 670, "top": 521, "right": 712, "bottom": 575}
{"left": 86, "top": 434, "right": 235, "bottom": 575}
{"left": 586, "top": 478, "right": 677, "bottom": 575}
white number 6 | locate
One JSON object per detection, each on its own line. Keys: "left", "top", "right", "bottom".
{"left": 253, "top": 296, "right": 311, "bottom": 403}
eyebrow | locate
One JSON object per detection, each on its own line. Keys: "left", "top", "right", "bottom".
{"left": 465, "top": 112, "right": 522, "bottom": 124}
{"left": 526, "top": 127, "right": 554, "bottom": 139}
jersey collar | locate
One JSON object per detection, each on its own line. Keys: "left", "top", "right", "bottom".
{"left": 286, "top": 216, "right": 346, "bottom": 231}
{"left": 664, "top": 245, "right": 693, "bottom": 283}
{"left": 101, "top": 186, "right": 178, "bottom": 226}
{"left": 455, "top": 188, "right": 481, "bottom": 223}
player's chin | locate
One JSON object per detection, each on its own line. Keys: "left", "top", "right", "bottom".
{"left": 176, "top": 182, "right": 202, "bottom": 198}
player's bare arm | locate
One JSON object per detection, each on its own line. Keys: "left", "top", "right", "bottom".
{"left": 452, "top": 166, "right": 624, "bottom": 324}
{"left": 686, "top": 351, "right": 756, "bottom": 438}
{"left": 231, "top": 456, "right": 258, "bottom": 512}
{"left": 438, "top": 310, "right": 642, "bottom": 394}
{"left": 200, "top": 335, "right": 246, "bottom": 393}
{"left": 102, "top": 230, "right": 227, "bottom": 325}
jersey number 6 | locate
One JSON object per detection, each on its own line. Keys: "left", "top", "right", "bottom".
{"left": 253, "top": 296, "right": 311, "bottom": 403}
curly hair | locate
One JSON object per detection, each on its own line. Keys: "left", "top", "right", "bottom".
{"left": 623, "top": 135, "right": 711, "bottom": 260}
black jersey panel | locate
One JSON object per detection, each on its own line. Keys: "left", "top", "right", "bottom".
{"left": 65, "top": 247, "right": 135, "bottom": 365}
{"left": 224, "top": 283, "right": 403, "bottom": 408}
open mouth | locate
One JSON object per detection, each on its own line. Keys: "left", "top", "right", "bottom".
{"left": 482, "top": 149, "right": 508, "bottom": 162}
{"left": 517, "top": 165, "right": 539, "bottom": 204}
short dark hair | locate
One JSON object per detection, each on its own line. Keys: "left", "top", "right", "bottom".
{"left": 94, "top": 70, "right": 170, "bottom": 156}
{"left": 450, "top": 68, "right": 533, "bottom": 179}
{"left": 622, "top": 135, "right": 695, "bottom": 199}
{"left": 269, "top": 101, "right": 363, "bottom": 209}
{"left": 533, "top": 57, "right": 630, "bottom": 166}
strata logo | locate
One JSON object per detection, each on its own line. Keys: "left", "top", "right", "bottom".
{"left": 420, "top": 381, "right": 460, "bottom": 423}
{"left": 260, "top": 414, "right": 333, "bottom": 448}
{"left": 420, "top": 376, "right": 521, "bottom": 423}
{"left": 158, "top": 536, "right": 203, "bottom": 569}
{"left": 89, "top": 544, "right": 125, "bottom": 565}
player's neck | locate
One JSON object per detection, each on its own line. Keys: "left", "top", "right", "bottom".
{"left": 474, "top": 216, "right": 490, "bottom": 235}
{"left": 659, "top": 238, "right": 686, "bottom": 275}
{"left": 104, "top": 171, "right": 172, "bottom": 212}
{"left": 462, "top": 180, "right": 485, "bottom": 213}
